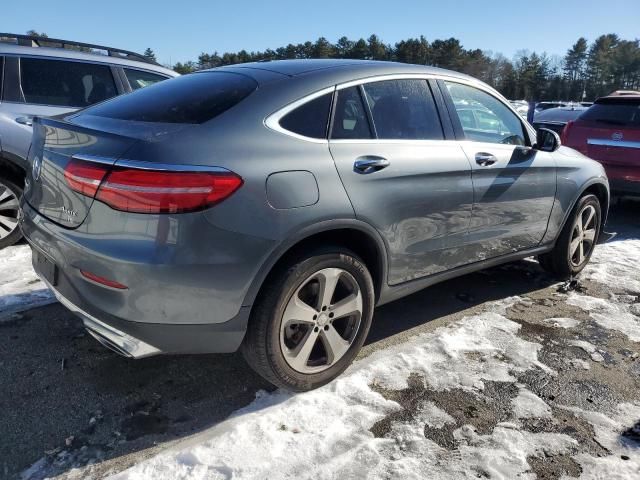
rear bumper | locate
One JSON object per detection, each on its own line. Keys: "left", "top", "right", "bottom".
{"left": 609, "top": 178, "right": 640, "bottom": 196}
{"left": 20, "top": 200, "right": 269, "bottom": 356}
{"left": 41, "top": 276, "right": 160, "bottom": 358}
{"left": 39, "top": 273, "right": 250, "bottom": 357}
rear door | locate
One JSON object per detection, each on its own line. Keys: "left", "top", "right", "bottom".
{"left": 441, "top": 80, "right": 556, "bottom": 260}
{"left": 0, "top": 56, "right": 120, "bottom": 170}
{"left": 329, "top": 78, "right": 474, "bottom": 285}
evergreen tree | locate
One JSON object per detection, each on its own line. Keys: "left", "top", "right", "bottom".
{"left": 143, "top": 48, "right": 157, "bottom": 62}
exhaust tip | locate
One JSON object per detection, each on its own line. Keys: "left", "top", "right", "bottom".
{"left": 86, "top": 328, "right": 133, "bottom": 358}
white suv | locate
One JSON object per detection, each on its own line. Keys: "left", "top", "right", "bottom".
{"left": 0, "top": 33, "right": 178, "bottom": 248}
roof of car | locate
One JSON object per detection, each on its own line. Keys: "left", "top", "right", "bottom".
{"left": 596, "top": 90, "right": 640, "bottom": 104}
{"left": 219, "top": 58, "right": 477, "bottom": 82}
{"left": 0, "top": 42, "right": 177, "bottom": 77}
{"left": 534, "top": 106, "right": 587, "bottom": 122}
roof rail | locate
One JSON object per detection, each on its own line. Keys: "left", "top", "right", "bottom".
{"left": 0, "top": 32, "right": 158, "bottom": 65}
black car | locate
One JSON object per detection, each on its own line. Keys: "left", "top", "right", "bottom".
{"left": 533, "top": 106, "right": 588, "bottom": 135}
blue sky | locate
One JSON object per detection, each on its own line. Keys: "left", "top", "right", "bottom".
{"left": 5, "top": 0, "right": 639, "bottom": 66}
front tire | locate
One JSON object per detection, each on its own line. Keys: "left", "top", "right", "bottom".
{"left": 242, "top": 247, "right": 375, "bottom": 391}
{"left": 0, "top": 177, "right": 23, "bottom": 250}
{"left": 538, "top": 194, "right": 601, "bottom": 279}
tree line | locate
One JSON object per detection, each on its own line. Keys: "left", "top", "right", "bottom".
{"left": 14, "top": 30, "right": 639, "bottom": 101}
{"left": 170, "top": 34, "right": 640, "bottom": 101}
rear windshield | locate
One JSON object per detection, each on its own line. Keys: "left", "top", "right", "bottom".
{"left": 579, "top": 101, "right": 640, "bottom": 127}
{"left": 82, "top": 72, "right": 257, "bottom": 124}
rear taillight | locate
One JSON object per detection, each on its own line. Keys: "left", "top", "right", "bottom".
{"left": 64, "top": 159, "right": 243, "bottom": 214}
{"left": 64, "top": 159, "right": 110, "bottom": 198}
{"left": 560, "top": 120, "right": 574, "bottom": 144}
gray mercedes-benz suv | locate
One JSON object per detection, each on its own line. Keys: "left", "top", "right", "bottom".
{"left": 0, "top": 33, "right": 177, "bottom": 248}
{"left": 20, "top": 59, "right": 609, "bottom": 391}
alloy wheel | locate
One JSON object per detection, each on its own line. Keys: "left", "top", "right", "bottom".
{"left": 280, "top": 267, "right": 363, "bottom": 374}
{"left": 569, "top": 204, "right": 597, "bottom": 267}
{"left": 0, "top": 182, "right": 19, "bottom": 241}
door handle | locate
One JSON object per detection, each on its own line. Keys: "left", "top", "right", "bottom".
{"left": 475, "top": 152, "right": 497, "bottom": 167}
{"left": 16, "top": 116, "right": 33, "bottom": 126}
{"left": 354, "top": 156, "right": 390, "bottom": 174}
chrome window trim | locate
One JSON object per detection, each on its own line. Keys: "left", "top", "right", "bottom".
{"left": 264, "top": 86, "right": 335, "bottom": 144}
{"left": 73, "top": 154, "right": 231, "bottom": 172}
{"left": 72, "top": 154, "right": 118, "bottom": 165}
{"left": 115, "top": 159, "right": 232, "bottom": 173}
{"left": 264, "top": 72, "right": 535, "bottom": 144}
{"left": 587, "top": 138, "right": 640, "bottom": 150}
{"left": 329, "top": 138, "right": 455, "bottom": 146}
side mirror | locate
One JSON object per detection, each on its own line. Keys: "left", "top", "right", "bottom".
{"left": 535, "top": 128, "right": 561, "bottom": 152}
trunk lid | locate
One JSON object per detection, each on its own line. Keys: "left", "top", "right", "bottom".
{"left": 572, "top": 122, "right": 640, "bottom": 168}
{"left": 25, "top": 117, "right": 137, "bottom": 228}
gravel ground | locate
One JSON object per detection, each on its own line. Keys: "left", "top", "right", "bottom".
{"left": 1, "top": 200, "right": 639, "bottom": 480}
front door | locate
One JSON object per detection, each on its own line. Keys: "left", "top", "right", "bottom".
{"left": 442, "top": 81, "right": 556, "bottom": 261}
{"left": 329, "top": 79, "right": 474, "bottom": 285}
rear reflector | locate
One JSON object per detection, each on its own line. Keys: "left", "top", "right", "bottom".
{"left": 560, "top": 120, "right": 574, "bottom": 144}
{"left": 64, "top": 158, "right": 243, "bottom": 214}
{"left": 80, "top": 270, "right": 128, "bottom": 289}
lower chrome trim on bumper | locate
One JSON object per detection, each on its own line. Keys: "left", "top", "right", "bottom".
{"left": 587, "top": 138, "right": 640, "bottom": 149}
{"left": 39, "top": 276, "right": 161, "bottom": 359}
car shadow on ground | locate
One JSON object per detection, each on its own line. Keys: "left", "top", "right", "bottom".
{"left": 1, "top": 200, "right": 638, "bottom": 479}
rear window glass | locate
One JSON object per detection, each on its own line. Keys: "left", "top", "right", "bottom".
{"left": 280, "top": 92, "right": 333, "bottom": 139}
{"left": 83, "top": 72, "right": 257, "bottom": 124}
{"left": 579, "top": 101, "right": 640, "bottom": 127}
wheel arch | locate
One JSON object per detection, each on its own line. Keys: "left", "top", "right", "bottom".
{"left": 243, "top": 219, "right": 388, "bottom": 309}
{"left": 556, "top": 178, "right": 610, "bottom": 244}
{"left": 0, "top": 155, "right": 27, "bottom": 187}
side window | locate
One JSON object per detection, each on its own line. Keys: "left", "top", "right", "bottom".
{"left": 0, "top": 56, "right": 4, "bottom": 99}
{"left": 362, "top": 79, "right": 443, "bottom": 140}
{"left": 20, "top": 58, "right": 117, "bottom": 107}
{"left": 124, "top": 68, "right": 169, "bottom": 91}
{"left": 331, "top": 86, "right": 373, "bottom": 140}
{"left": 279, "top": 92, "right": 333, "bottom": 139}
{"left": 445, "top": 81, "right": 526, "bottom": 146}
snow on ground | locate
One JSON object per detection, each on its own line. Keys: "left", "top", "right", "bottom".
{"left": 563, "top": 403, "right": 640, "bottom": 479}
{"left": 4, "top": 232, "right": 639, "bottom": 479}
{"left": 511, "top": 387, "right": 552, "bottom": 419}
{"left": 542, "top": 317, "right": 581, "bottom": 329}
{"left": 567, "top": 293, "right": 640, "bottom": 342}
{"left": 582, "top": 238, "right": 640, "bottom": 294}
{"left": 0, "top": 244, "right": 54, "bottom": 319}
{"left": 108, "top": 297, "right": 575, "bottom": 480}
{"left": 108, "top": 288, "right": 639, "bottom": 480}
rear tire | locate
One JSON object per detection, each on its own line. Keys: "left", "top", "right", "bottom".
{"left": 538, "top": 194, "right": 601, "bottom": 279}
{"left": 0, "top": 177, "right": 23, "bottom": 250}
{"left": 242, "top": 246, "right": 375, "bottom": 392}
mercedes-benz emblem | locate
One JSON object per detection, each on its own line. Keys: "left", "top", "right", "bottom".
{"left": 32, "top": 155, "right": 42, "bottom": 181}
